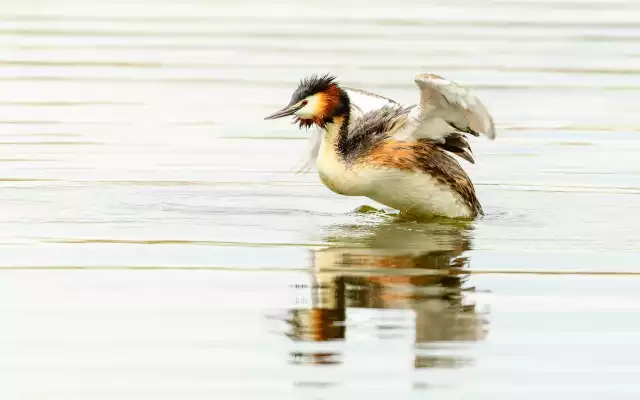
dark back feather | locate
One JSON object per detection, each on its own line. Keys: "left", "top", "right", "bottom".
{"left": 337, "top": 104, "right": 414, "bottom": 162}
{"left": 412, "top": 142, "right": 484, "bottom": 216}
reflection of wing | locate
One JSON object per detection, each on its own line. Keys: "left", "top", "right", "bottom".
{"left": 304, "top": 221, "right": 489, "bottom": 344}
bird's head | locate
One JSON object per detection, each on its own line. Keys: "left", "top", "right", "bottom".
{"left": 264, "top": 74, "right": 346, "bottom": 129}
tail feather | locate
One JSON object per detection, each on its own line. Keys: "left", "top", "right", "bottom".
{"left": 437, "top": 133, "right": 475, "bottom": 164}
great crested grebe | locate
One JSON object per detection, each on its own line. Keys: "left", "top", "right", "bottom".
{"left": 264, "top": 73, "right": 496, "bottom": 219}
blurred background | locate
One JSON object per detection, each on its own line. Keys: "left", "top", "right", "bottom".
{"left": 1, "top": 0, "right": 640, "bottom": 399}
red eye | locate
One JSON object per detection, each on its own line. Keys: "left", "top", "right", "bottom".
{"left": 301, "top": 100, "right": 308, "bottom": 106}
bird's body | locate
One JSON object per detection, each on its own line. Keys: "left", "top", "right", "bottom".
{"left": 265, "top": 73, "right": 495, "bottom": 219}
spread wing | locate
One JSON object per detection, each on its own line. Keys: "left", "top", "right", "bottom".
{"left": 394, "top": 73, "right": 496, "bottom": 164}
{"left": 342, "top": 87, "right": 398, "bottom": 116}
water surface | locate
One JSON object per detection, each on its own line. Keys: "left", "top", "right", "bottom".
{"left": 1, "top": 0, "right": 640, "bottom": 398}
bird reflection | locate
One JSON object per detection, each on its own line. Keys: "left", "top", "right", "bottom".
{"left": 286, "top": 218, "right": 489, "bottom": 368}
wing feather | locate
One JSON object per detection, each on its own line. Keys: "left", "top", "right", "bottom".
{"left": 412, "top": 73, "right": 495, "bottom": 140}
{"left": 294, "top": 74, "right": 495, "bottom": 171}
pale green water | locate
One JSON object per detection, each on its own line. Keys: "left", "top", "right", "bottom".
{"left": 1, "top": 0, "right": 640, "bottom": 398}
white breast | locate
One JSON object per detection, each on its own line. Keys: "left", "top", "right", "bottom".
{"left": 315, "top": 133, "right": 368, "bottom": 196}
{"left": 359, "top": 167, "right": 472, "bottom": 218}
{"left": 316, "top": 142, "right": 471, "bottom": 218}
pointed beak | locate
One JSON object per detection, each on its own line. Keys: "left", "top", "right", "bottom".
{"left": 264, "top": 103, "right": 303, "bottom": 120}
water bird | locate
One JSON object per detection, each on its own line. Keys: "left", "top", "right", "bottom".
{"left": 264, "top": 73, "right": 495, "bottom": 219}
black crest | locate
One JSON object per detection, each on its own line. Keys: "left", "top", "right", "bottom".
{"left": 289, "top": 73, "right": 337, "bottom": 105}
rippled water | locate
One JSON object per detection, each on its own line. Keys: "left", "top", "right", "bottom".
{"left": 1, "top": 0, "right": 640, "bottom": 398}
